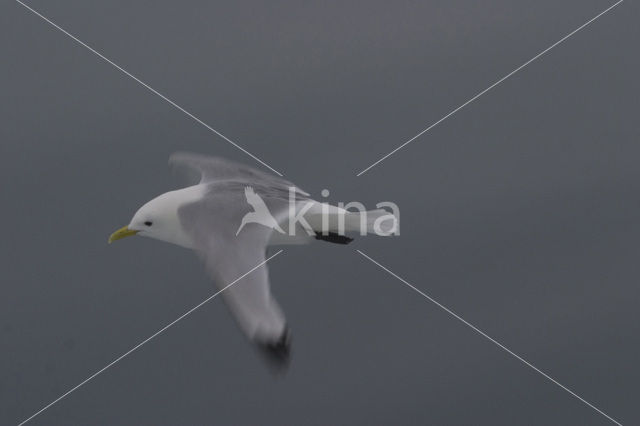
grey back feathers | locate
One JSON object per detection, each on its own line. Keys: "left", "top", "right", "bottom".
{"left": 172, "top": 153, "right": 294, "bottom": 369}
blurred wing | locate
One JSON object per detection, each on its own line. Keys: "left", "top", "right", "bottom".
{"left": 169, "top": 151, "right": 309, "bottom": 196}
{"left": 177, "top": 185, "right": 291, "bottom": 368}
{"left": 244, "top": 186, "right": 271, "bottom": 211}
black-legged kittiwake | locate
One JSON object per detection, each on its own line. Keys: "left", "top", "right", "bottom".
{"left": 109, "top": 152, "right": 397, "bottom": 369}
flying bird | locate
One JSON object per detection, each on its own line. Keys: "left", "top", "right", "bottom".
{"left": 108, "top": 152, "right": 396, "bottom": 369}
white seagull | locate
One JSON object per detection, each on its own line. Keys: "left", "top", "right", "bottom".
{"left": 108, "top": 152, "right": 395, "bottom": 369}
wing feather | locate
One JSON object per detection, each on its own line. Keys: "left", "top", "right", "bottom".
{"left": 177, "top": 184, "right": 290, "bottom": 360}
{"left": 169, "top": 151, "right": 309, "bottom": 196}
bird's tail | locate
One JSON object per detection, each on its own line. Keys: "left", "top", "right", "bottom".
{"left": 306, "top": 207, "right": 398, "bottom": 236}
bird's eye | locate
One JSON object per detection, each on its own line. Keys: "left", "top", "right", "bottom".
{"left": 144, "top": 221, "right": 153, "bottom": 227}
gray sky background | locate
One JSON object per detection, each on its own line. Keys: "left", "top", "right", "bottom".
{"left": 1, "top": 0, "right": 638, "bottom": 424}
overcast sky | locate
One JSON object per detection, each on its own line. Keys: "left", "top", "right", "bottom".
{"left": 1, "top": 0, "right": 638, "bottom": 425}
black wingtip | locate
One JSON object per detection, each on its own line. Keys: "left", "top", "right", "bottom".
{"left": 257, "top": 328, "right": 292, "bottom": 373}
{"left": 314, "top": 232, "right": 354, "bottom": 245}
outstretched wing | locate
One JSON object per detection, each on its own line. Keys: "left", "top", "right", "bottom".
{"left": 244, "top": 186, "right": 270, "bottom": 211}
{"left": 177, "top": 184, "right": 291, "bottom": 369}
{"left": 169, "top": 151, "right": 309, "bottom": 196}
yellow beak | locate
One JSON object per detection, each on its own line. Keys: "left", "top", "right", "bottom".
{"left": 108, "top": 226, "right": 139, "bottom": 244}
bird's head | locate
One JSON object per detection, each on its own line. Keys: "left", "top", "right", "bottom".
{"left": 108, "top": 190, "right": 194, "bottom": 248}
